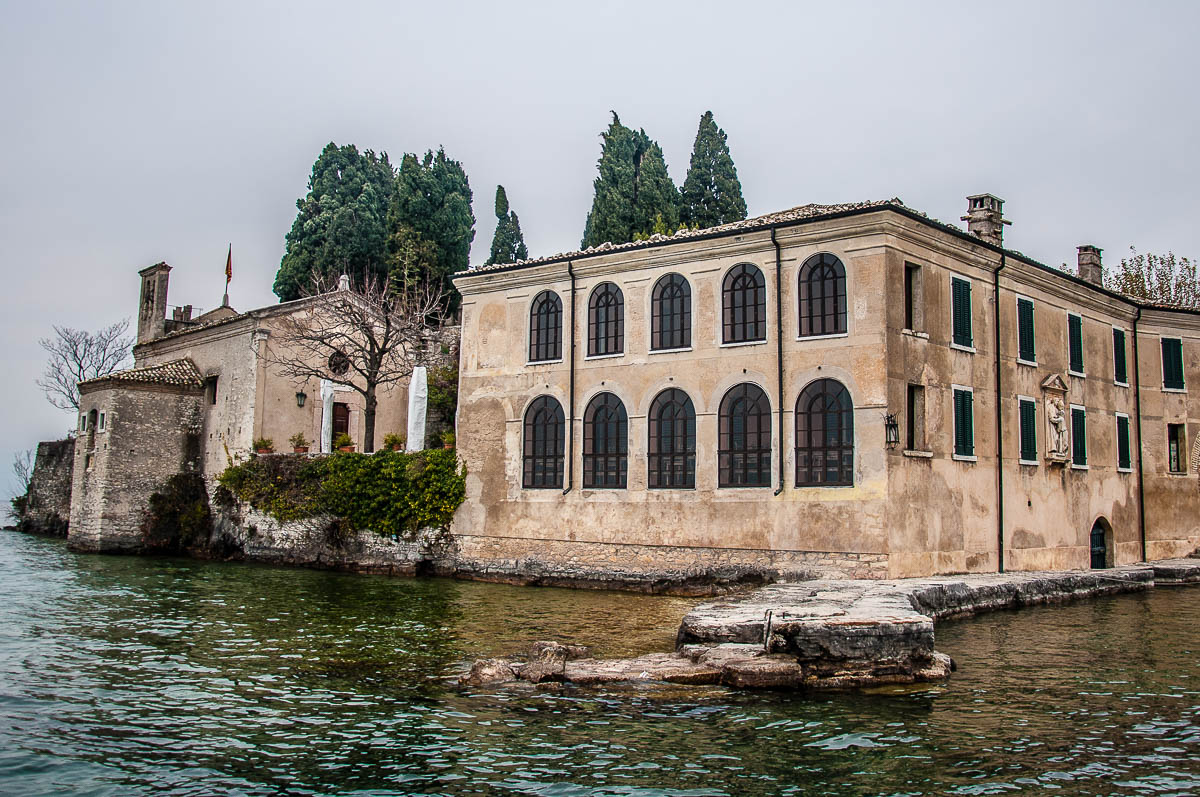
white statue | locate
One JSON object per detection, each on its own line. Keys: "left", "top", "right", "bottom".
{"left": 1047, "top": 397, "right": 1068, "bottom": 456}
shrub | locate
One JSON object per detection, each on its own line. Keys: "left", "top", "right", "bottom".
{"left": 333, "top": 432, "right": 354, "bottom": 449}
{"left": 441, "top": 430, "right": 455, "bottom": 447}
{"left": 289, "top": 432, "right": 310, "bottom": 448}
{"left": 382, "top": 432, "right": 405, "bottom": 451}
{"left": 216, "top": 449, "right": 466, "bottom": 538}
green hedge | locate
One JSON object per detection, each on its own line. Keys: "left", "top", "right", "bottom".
{"left": 216, "top": 449, "right": 465, "bottom": 537}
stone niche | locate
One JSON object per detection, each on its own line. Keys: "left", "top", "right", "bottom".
{"left": 1042, "top": 374, "right": 1069, "bottom": 465}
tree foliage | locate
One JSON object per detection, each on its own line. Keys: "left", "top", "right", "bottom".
{"left": 389, "top": 148, "right": 476, "bottom": 300}
{"left": 484, "top": 185, "right": 529, "bottom": 265}
{"left": 37, "top": 320, "right": 133, "bottom": 411}
{"left": 274, "top": 143, "right": 396, "bottom": 302}
{"left": 680, "top": 111, "right": 747, "bottom": 229}
{"left": 262, "top": 272, "right": 447, "bottom": 453}
{"left": 581, "top": 113, "right": 681, "bottom": 248}
{"left": 1105, "top": 248, "right": 1199, "bottom": 308}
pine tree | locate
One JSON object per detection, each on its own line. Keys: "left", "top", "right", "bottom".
{"left": 484, "top": 185, "right": 529, "bottom": 265}
{"left": 389, "top": 148, "right": 476, "bottom": 302}
{"left": 581, "top": 113, "right": 680, "bottom": 248}
{"left": 274, "top": 143, "right": 396, "bottom": 301}
{"left": 680, "top": 111, "right": 748, "bottom": 229}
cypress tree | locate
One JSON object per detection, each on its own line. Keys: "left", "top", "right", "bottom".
{"left": 274, "top": 143, "right": 396, "bottom": 301}
{"left": 680, "top": 111, "right": 748, "bottom": 229}
{"left": 484, "top": 185, "right": 529, "bottom": 265}
{"left": 581, "top": 113, "right": 680, "bottom": 248}
{"left": 388, "top": 147, "right": 476, "bottom": 301}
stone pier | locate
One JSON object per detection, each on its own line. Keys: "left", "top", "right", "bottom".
{"left": 461, "top": 559, "right": 1200, "bottom": 690}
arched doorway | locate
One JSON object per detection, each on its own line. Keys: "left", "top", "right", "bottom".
{"left": 1090, "top": 518, "right": 1111, "bottom": 569}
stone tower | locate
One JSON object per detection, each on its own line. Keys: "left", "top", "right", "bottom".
{"left": 137, "top": 262, "right": 171, "bottom": 345}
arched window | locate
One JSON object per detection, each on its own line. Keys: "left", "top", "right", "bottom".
{"left": 648, "top": 388, "right": 696, "bottom": 489}
{"left": 798, "top": 253, "right": 847, "bottom": 337}
{"left": 587, "top": 282, "right": 624, "bottom": 356}
{"left": 718, "top": 383, "right": 772, "bottom": 487}
{"left": 795, "top": 379, "right": 854, "bottom": 487}
{"left": 523, "top": 396, "right": 565, "bottom": 489}
{"left": 583, "top": 392, "right": 627, "bottom": 488}
{"left": 722, "top": 264, "right": 766, "bottom": 344}
{"left": 528, "top": 290, "right": 562, "bottom": 362}
{"left": 651, "top": 274, "right": 691, "bottom": 351}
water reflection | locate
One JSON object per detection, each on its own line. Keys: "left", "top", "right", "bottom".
{"left": 1, "top": 532, "right": 1197, "bottom": 796}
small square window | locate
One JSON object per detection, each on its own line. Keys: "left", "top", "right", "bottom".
{"left": 1168, "top": 423, "right": 1187, "bottom": 473}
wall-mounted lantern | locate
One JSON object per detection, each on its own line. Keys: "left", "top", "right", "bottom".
{"left": 296, "top": 391, "right": 307, "bottom": 408}
{"left": 884, "top": 413, "right": 900, "bottom": 449}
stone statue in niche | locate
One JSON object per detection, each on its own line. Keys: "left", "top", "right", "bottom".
{"left": 1046, "top": 397, "right": 1069, "bottom": 458}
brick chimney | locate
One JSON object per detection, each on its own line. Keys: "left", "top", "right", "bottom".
{"left": 961, "top": 194, "right": 1011, "bottom": 247}
{"left": 1077, "top": 245, "right": 1103, "bottom": 286}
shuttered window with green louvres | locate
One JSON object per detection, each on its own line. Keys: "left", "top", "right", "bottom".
{"left": 1069, "top": 314, "right": 1084, "bottom": 374}
{"left": 1071, "top": 406, "right": 1087, "bottom": 466}
{"left": 952, "top": 277, "right": 972, "bottom": 348}
{"left": 1116, "top": 415, "right": 1131, "bottom": 470}
{"left": 1019, "top": 399, "right": 1037, "bottom": 462}
{"left": 1017, "top": 298, "right": 1035, "bottom": 362}
{"left": 1113, "top": 328, "right": 1127, "bottom": 385}
{"left": 954, "top": 389, "right": 974, "bottom": 457}
{"left": 1162, "top": 338, "right": 1185, "bottom": 390}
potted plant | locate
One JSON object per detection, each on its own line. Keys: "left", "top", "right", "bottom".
{"left": 441, "top": 430, "right": 456, "bottom": 450}
{"left": 289, "top": 432, "right": 310, "bottom": 454}
{"left": 333, "top": 432, "right": 355, "bottom": 453}
{"left": 382, "top": 432, "right": 405, "bottom": 452}
{"left": 253, "top": 437, "right": 274, "bottom": 455}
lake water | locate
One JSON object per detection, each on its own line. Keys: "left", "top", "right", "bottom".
{"left": 1, "top": 531, "right": 1197, "bottom": 796}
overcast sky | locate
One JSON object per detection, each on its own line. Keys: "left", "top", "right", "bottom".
{"left": 2, "top": 0, "right": 1198, "bottom": 501}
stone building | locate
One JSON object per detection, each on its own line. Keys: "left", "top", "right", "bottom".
{"left": 68, "top": 264, "right": 424, "bottom": 552}
{"left": 451, "top": 195, "right": 1200, "bottom": 580}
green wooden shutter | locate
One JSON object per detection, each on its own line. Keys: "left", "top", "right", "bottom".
{"left": 1113, "top": 328, "right": 1127, "bottom": 384}
{"left": 1117, "top": 415, "right": 1131, "bottom": 470}
{"left": 1071, "top": 407, "right": 1087, "bottom": 466}
{"left": 1069, "top": 315, "right": 1084, "bottom": 373}
{"left": 954, "top": 389, "right": 974, "bottom": 457}
{"left": 952, "top": 278, "right": 972, "bottom": 348}
{"left": 1019, "top": 399, "right": 1037, "bottom": 461}
{"left": 1017, "top": 299, "right": 1035, "bottom": 362}
{"left": 1162, "top": 338, "right": 1185, "bottom": 390}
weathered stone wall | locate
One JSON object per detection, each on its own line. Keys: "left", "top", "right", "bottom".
{"left": 69, "top": 385, "right": 204, "bottom": 553}
{"left": 18, "top": 438, "right": 75, "bottom": 536}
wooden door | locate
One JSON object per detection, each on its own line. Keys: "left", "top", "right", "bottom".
{"left": 332, "top": 403, "right": 350, "bottom": 439}
{"left": 1090, "top": 522, "right": 1107, "bottom": 569}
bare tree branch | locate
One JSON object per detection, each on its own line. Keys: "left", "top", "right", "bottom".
{"left": 12, "top": 449, "right": 33, "bottom": 494}
{"left": 36, "top": 320, "right": 134, "bottom": 411}
{"left": 260, "top": 271, "right": 448, "bottom": 452}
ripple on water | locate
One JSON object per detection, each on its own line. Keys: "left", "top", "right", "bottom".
{"left": 1, "top": 533, "right": 1199, "bottom": 796}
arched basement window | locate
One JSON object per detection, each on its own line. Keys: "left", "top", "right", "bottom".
{"left": 522, "top": 396, "right": 565, "bottom": 489}
{"left": 651, "top": 274, "right": 692, "bottom": 351}
{"left": 583, "top": 392, "right": 628, "bottom": 488}
{"left": 795, "top": 379, "right": 854, "bottom": 486}
{"left": 528, "top": 290, "right": 562, "bottom": 362}
{"left": 718, "top": 383, "right": 772, "bottom": 487}
{"left": 722, "top": 264, "right": 766, "bottom": 344}
{"left": 798, "top": 253, "right": 847, "bottom": 337}
{"left": 587, "top": 282, "right": 624, "bottom": 356}
{"left": 648, "top": 388, "right": 696, "bottom": 489}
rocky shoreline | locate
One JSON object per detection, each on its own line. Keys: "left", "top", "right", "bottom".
{"left": 461, "top": 558, "right": 1200, "bottom": 691}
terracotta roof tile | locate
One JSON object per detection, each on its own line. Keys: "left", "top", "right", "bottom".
{"left": 81, "top": 358, "right": 205, "bottom": 390}
{"left": 461, "top": 199, "right": 909, "bottom": 274}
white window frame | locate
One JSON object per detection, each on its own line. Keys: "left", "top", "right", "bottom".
{"left": 1115, "top": 411, "right": 1133, "bottom": 473}
{"left": 98, "top": 412, "right": 106, "bottom": 432}
{"left": 1070, "top": 403, "right": 1088, "bottom": 470}
{"left": 1112, "top": 326, "right": 1129, "bottom": 388}
{"left": 951, "top": 384, "right": 977, "bottom": 462}
{"left": 1160, "top": 335, "right": 1187, "bottom": 393}
{"left": 1015, "top": 295, "right": 1037, "bottom": 367}
{"left": 1067, "top": 312, "right": 1086, "bottom": 378}
{"left": 1017, "top": 394, "right": 1038, "bottom": 466}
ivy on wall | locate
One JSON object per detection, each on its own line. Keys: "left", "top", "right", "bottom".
{"left": 216, "top": 449, "right": 465, "bottom": 537}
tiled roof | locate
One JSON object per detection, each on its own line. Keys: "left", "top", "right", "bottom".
{"left": 81, "top": 358, "right": 205, "bottom": 389}
{"left": 461, "top": 199, "right": 909, "bottom": 274}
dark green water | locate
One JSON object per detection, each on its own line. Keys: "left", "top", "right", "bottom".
{"left": 1, "top": 533, "right": 1197, "bottom": 796}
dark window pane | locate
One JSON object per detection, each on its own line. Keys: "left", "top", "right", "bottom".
{"left": 648, "top": 388, "right": 696, "bottom": 488}
{"left": 718, "top": 383, "right": 771, "bottom": 486}
{"left": 798, "top": 254, "right": 847, "bottom": 338}
{"left": 587, "top": 283, "right": 624, "bottom": 357}
{"left": 529, "top": 291, "right": 562, "bottom": 362}
{"left": 651, "top": 274, "right": 692, "bottom": 351}
{"left": 583, "top": 392, "right": 628, "bottom": 488}
{"left": 523, "top": 396, "right": 565, "bottom": 488}
{"left": 722, "top": 264, "right": 766, "bottom": 344}
{"left": 795, "top": 379, "right": 854, "bottom": 486}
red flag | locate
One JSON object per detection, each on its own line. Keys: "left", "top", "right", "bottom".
{"left": 225, "top": 244, "right": 232, "bottom": 284}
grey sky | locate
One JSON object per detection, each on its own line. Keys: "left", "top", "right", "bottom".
{"left": 2, "top": 1, "right": 1198, "bottom": 500}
